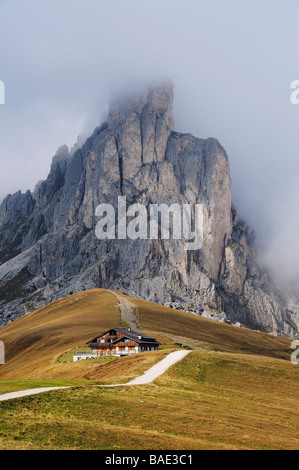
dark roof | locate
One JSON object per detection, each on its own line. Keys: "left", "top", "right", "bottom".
{"left": 87, "top": 327, "right": 161, "bottom": 345}
{"left": 114, "top": 328, "right": 157, "bottom": 342}
{"left": 113, "top": 336, "right": 160, "bottom": 346}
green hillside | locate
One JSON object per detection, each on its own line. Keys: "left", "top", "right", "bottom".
{"left": 0, "top": 288, "right": 298, "bottom": 450}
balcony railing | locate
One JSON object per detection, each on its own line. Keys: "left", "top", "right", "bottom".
{"left": 74, "top": 350, "right": 116, "bottom": 358}
{"left": 89, "top": 342, "right": 115, "bottom": 350}
{"left": 89, "top": 341, "right": 138, "bottom": 349}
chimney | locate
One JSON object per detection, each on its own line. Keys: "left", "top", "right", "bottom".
{"left": 128, "top": 327, "right": 131, "bottom": 331}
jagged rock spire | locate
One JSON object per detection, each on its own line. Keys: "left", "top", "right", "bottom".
{"left": 105, "top": 81, "right": 175, "bottom": 183}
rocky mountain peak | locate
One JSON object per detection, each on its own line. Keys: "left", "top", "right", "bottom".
{"left": 0, "top": 82, "right": 298, "bottom": 338}
{"left": 50, "top": 144, "right": 70, "bottom": 170}
{"left": 108, "top": 80, "right": 174, "bottom": 127}
{"left": 97, "top": 81, "right": 176, "bottom": 187}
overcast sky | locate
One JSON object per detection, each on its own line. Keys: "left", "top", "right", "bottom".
{"left": 0, "top": 0, "right": 299, "bottom": 287}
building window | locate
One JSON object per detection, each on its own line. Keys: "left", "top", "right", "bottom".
{"left": 123, "top": 338, "right": 130, "bottom": 343}
{"left": 100, "top": 339, "right": 105, "bottom": 343}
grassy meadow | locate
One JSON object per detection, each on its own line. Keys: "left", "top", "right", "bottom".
{"left": 0, "top": 349, "right": 298, "bottom": 450}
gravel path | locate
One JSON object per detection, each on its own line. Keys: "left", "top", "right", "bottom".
{"left": 0, "top": 386, "right": 71, "bottom": 402}
{"left": 0, "top": 350, "right": 192, "bottom": 400}
{"left": 126, "top": 349, "right": 191, "bottom": 385}
{"left": 100, "top": 350, "right": 192, "bottom": 387}
{"left": 109, "top": 290, "right": 139, "bottom": 331}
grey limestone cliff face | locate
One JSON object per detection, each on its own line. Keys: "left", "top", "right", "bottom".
{"left": 0, "top": 82, "right": 298, "bottom": 337}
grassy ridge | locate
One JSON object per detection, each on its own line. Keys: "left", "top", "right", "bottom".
{"left": 0, "top": 288, "right": 293, "bottom": 382}
{"left": 0, "top": 289, "right": 121, "bottom": 380}
{"left": 130, "top": 294, "right": 292, "bottom": 360}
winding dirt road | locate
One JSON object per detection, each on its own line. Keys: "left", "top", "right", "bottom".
{"left": 0, "top": 350, "right": 192, "bottom": 400}
{"left": 126, "top": 350, "right": 191, "bottom": 385}
{"left": 0, "top": 386, "right": 71, "bottom": 402}
{"left": 109, "top": 290, "right": 139, "bottom": 331}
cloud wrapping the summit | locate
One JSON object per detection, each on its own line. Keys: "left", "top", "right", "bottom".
{"left": 0, "top": 0, "right": 299, "bottom": 287}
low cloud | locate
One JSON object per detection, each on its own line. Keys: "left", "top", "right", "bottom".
{"left": 0, "top": 0, "right": 299, "bottom": 288}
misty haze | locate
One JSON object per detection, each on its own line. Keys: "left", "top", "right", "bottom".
{"left": 0, "top": 1, "right": 298, "bottom": 292}
{"left": 0, "top": 0, "right": 299, "bottom": 453}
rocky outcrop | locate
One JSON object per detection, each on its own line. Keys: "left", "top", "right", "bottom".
{"left": 0, "top": 81, "right": 298, "bottom": 337}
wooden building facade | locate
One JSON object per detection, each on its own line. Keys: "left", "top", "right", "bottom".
{"left": 86, "top": 328, "right": 161, "bottom": 357}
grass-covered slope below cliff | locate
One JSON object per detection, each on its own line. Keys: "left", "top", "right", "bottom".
{"left": 0, "top": 288, "right": 292, "bottom": 381}
{"left": 0, "top": 289, "right": 297, "bottom": 450}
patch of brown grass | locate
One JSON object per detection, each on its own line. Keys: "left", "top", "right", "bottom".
{"left": 129, "top": 295, "right": 292, "bottom": 360}
{"left": 0, "top": 289, "right": 120, "bottom": 379}
{"left": 82, "top": 349, "right": 171, "bottom": 383}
